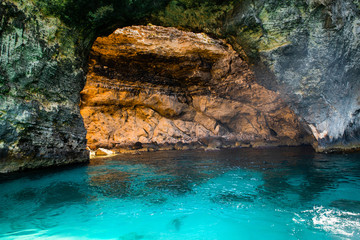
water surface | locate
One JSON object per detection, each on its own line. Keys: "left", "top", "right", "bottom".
{"left": 1, "top": 147, "right": 360, "bottom": 239}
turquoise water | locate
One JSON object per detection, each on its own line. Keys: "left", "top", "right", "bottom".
{"left": 1, "top": 147, "right": 360, "bottom": 239}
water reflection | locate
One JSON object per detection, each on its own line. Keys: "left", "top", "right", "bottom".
{"left": 87, "top": 147, "right": 354, "bottom": 205}
{"left": 86, "top": 146, "right": 360, "bottom": 224}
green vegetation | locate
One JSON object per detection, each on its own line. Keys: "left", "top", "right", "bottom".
{"left": 9, "top": 0, "right": 235, "bottom": 40}
{"left": 153, "top": 0, "right": 234, "bottom": 35}
{"left": 31, "top": 0, "right": 171, "bottom": 33}
{"left": 2, "top": 0, "right": 316, "bottom": 73}
{"left": 6, "top": 0, "right": 239, "bottom": 56}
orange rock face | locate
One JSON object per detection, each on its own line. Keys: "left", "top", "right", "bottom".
{"left": 80, "top": 25, "right": 312, "bottom": 150}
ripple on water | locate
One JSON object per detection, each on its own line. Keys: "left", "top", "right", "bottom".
{"left": 211, "top": 192, "right": 256, "bottom": 205}
{"left": 0, "top": 147, "right": 360, "bottom": 239}
{"left": 330, "top": 199, "right": 360, "bottom": 213}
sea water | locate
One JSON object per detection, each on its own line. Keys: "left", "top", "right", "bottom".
{"left": 0, "top": 147, "right": 360, "bottom": 239}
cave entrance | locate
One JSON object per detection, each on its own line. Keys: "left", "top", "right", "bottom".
{"left": 80, "top": 25, "right": 310, "bottom": 155}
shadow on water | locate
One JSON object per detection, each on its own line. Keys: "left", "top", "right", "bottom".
{"left": 0, "top": 162, "right": 88, "bottom": 183}
{"left": 41, "top": 182, "right": 86, "bottom": 206}
{"left": 258, "top": 150, "right": 360, "bottom": 206}
{"left": 5, "top": 182, "right": 89, "bottom": 215}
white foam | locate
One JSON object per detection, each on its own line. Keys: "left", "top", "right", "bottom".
{"left": 304, "top": 206, "right": 360, "bottom": 237}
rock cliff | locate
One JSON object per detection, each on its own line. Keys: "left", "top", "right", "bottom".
{"left": 154, "top": 0, "right": 360, "bottom": 152}
{"left": 81, "top": 25, "right": 311, "bottom": 151}
{"left": 224, "top": 0, "right": 360, "bottom": 152}
{"left": 0, "top": 0, "right": 359, "bottom": 172}
{"left": 0, "top": 0, "right": 88, "bottom": 173}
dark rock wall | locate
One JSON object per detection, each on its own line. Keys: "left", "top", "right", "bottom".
{"left": 0, "top": 0, "right": 359, "bottom": 172}
{"left": 0, "top": 1, "right": 88, "bottom": 172}
{"left": 224, "top": 0, "right": 360, "bottom": 151}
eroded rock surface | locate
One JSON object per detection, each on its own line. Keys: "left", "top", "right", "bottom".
{"left": 223, "top": 0, "right": 360, "bottom": 152}
{"left": 152, "top": 0, "right": 360, "bottom": 152}
{"left": 81, "top": 26, "right": 312, "bottom": 151}
{"left": 0, "top": 1, "right": 88, "bottom": 173}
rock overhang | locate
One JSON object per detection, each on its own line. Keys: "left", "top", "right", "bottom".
{"left": 80, "top": 25, "right": 313, "bottom": 153}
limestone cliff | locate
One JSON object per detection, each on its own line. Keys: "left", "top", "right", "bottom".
{"left": 153, "top": 0, "right": 360, "bottom": 152}
{"left": 81, "top": 26, "right": 310, "bottom": 150}
{"left": 0, "top": 0, "right": 88, "bottom": 173}
{"left": 0, "top": 0, "right": 359, "bottom": 173}
{"left": 222, "top": 0, "right": 360, "bottom": 152}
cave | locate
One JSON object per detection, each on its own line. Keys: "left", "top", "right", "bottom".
{"left": 2, "top": 1, "right": 360, "bottom": 238}
{"left": 1, "top": 0, "right": 360, "bottom": 173}
{"left": 80, "top": 25, "right": 312, "bottom": 155}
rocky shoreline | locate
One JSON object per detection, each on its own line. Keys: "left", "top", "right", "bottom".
{"left": 89, "top": 138, "right": 312, "bottom": 158}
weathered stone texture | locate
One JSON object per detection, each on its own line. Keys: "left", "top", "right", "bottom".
{"left": 0, "top": 1, "right": 88, "bottom": 172}
{"left": 221, "top": 0, "right": 360, "bottom": 151}
{"left": 81, "top": 26, "right": 311, "bottom": 150}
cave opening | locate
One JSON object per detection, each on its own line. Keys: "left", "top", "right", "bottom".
{"left": 80, "top": 25, "right": 312, "bottom": 156}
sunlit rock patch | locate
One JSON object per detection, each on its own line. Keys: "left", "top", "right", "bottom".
{"left": 80, "top": 25, "right": 313, "bottom": 153}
